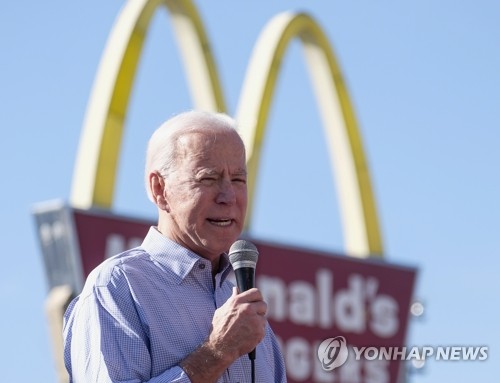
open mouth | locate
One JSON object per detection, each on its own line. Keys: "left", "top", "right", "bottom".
{"left": 207, "top": 218, "right": 233, "bottom": 227}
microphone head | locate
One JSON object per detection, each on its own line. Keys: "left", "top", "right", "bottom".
{"left": 228, "top": 240, "right": 259, "bottom": 270}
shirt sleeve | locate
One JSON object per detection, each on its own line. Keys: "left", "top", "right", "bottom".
{"left": 63, "top": 267, "right": 192, "bottom": 383}
{"left": 268, "top": 326, "right": 288, "bottom": 383}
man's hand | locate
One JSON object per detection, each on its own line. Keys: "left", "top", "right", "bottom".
{"left": 209, "top": 287, "right": 267, "bottom": 359}
{"left": 180, "top": 287, "right": 267, "bottom": 383}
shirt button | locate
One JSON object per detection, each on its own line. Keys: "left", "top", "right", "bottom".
{"left": 198, "top": 263, "right": 206, "bottom": 270}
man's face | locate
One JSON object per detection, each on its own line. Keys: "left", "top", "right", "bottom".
{"left": 162, "top": 129, "right": 247, "bottom": 260}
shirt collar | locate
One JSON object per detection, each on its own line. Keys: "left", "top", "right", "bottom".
{"left": 141, "top": 227, "right": 232, "bottom": 285}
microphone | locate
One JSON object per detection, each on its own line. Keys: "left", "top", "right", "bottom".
{"left": 228, "top": 239, "right": 259, "bottom": 361}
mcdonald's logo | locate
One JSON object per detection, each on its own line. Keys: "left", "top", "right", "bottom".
{"left": 70, "top": 0, "right": 383, "bottom": 258}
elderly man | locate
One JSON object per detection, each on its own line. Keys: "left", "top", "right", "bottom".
{"left": 63, "top": 110, "right": 286, "bottom": 382}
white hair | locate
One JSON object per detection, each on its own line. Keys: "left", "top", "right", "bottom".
{"left": 144, "top": 110, "right": 241, "bottom": 202}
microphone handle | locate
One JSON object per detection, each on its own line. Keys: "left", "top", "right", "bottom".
{"left": 234, "top": 267, "right": 256, "bottom": 360}
{"left": 234, "top": 267, "right": 255, "bottom": 293}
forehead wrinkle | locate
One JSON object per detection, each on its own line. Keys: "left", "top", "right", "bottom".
{"left": 174, "top": 130, "right": 246, "bottom": 177}
{"left": 175, "top": 132, "right": 211, "bottom": 163}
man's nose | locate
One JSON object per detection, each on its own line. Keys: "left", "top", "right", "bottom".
{"left": 216, "top": 178, "right": 236, "bottom": 204}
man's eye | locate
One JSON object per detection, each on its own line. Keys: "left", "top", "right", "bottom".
{"left": 233, "top": 178, "right": 247, "bottom": 185}
{"left": 200, "top": 177, "right": 217, "bottom": 184}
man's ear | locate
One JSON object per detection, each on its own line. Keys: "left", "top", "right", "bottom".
{"left": 149, "top": 171, "right": 169, "bottom": 211}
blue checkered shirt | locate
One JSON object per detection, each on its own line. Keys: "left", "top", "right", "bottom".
{"left": 63, "top": 227, "right": 286, "bottom": 382}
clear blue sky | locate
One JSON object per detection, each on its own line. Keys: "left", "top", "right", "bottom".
{"left": 1, "top": 0, "right": 498, "bottom": 381}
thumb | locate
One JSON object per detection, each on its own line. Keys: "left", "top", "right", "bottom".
{"left": 232, "top": 286, "right": 239, "bottom": 296}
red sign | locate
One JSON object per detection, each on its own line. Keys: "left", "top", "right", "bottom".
{"left": 69, "top": 208, "right": 416, "bottom": 383}
{"left": 255, "top": 241, "right": 415, "bottom": 383}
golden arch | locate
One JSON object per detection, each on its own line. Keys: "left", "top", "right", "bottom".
{"left": 71, "top": 0, "right": 225, "bottom": 209}
{"left": 236, "top": 12, "right": 382, "bottom": 257}
{"left": 70, "top": 0, "right": 383, "bottom": 258}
